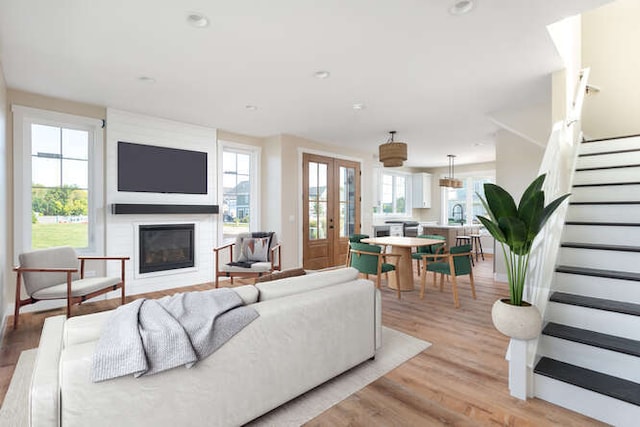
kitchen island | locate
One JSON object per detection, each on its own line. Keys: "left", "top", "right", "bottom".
{"left": 419, "top": 224, "right": 481, "bottom": 250}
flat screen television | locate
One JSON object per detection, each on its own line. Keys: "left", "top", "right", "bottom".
{"left": 117, "top": 141, "right": 208, "bottom": 194}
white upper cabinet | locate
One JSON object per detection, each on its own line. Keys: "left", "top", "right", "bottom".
{"left": 412, "top": 173, "right": 432, "bottom": 208}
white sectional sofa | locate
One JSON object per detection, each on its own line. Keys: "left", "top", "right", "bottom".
{"left": 30, "top": 267, "right": 381, "bottom": 427}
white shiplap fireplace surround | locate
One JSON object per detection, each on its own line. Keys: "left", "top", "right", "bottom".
{"left": 104, "top": 109, "right": 217, "bottom": 296}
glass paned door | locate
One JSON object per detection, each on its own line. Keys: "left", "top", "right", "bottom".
{"left": 303, "top": 154, "right": 360, "bottom": 269}
{"left": 339, "top": 166, "right": 356, "bottom": 238}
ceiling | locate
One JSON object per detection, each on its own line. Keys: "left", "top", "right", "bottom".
{"left": 0, "top": 0, "right": 611, "bottom": 167}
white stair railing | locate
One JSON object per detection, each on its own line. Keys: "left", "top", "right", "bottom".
{"left": 508, "top": 68, "right": 590, "bottom": 399}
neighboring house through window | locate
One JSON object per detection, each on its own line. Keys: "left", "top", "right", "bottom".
{"left": 12, "top": 106, "right": 104, "bottom": 258}
{"left": 219, "top": 142, "right": 260, "bottom": 241}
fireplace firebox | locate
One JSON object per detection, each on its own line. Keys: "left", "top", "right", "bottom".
{"left": 139, "top": 224, "right": 195, "bottom": 274}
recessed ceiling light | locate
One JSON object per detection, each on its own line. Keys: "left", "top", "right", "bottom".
{"left": 449, "top": 0, "right": 474, "bottom": 15}
{"left": 137, "top": 76, "right": 156, "bottom": 83}
{"left": 314, "top": 70, "right": 331, "bottom": 79}
{"left": 245, "top": 105, "right": 258, "bottom": 111}
{"left": 187, "top": 12, "right": 209, "bottom": 28}
{"left": 352, "top": 103, "right": 366, "bottom": 110}
{"left": 474, "top": 142, "right": 484, "bottom": 147}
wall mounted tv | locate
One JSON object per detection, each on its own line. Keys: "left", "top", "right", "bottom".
{"left": 117, "top": 141, "right": 208, "bottom": 194}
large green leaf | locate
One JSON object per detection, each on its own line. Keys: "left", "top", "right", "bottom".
{"left": 518, "top": 174, "right": 546, "bottom": 214}
{"left": 484, "top": 183, "right": 518, "bottom": 220}
{"left": 477, "top": 215, "right": 506, "bottom": 243}
{"left": 539, "top": 194, "right": 572, "bottom": 230}
{"left": 476, "top": 192, "right": 497, "bottom": 222}
{"left": 498, "top": 216, "right": 528, "bottom": 254}
{"left": 519, "top": 191, "right": 544, "bottom": 241}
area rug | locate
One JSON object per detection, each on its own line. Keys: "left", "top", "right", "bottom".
{"left": 0, "top": 327, "right": 430, "bottom": 426}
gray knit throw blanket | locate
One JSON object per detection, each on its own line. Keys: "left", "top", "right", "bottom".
{"left": 91, "top": 288, "right": 259, "bottom": 382}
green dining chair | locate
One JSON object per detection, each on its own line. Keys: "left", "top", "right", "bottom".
{"left": 349, "top": 242, "right": 401, "bottom": 299}
{"left": 411, "top": 235, "right": 446, "bottom": 275}
{"left": 345, "top": 234, "right": 370, "bottom": 266}
{"left": 420, "top": 244, "right": 475, "bottom": 308}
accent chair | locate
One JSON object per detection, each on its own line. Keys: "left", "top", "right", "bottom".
{"left": 13, "top": 246, "right": 129, "bottom": 328}
{"left": 213, "top": 232, "right": 282, "bottom": 287}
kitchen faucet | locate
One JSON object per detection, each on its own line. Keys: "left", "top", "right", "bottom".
{"left": 452, "top": 203, "right": 465, "bottom": 225}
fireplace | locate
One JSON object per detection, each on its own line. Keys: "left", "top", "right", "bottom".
{"left": 139, "top": 224, "right": 195, "bottom": 274}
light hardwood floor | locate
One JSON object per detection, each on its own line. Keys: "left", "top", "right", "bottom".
{"left": 0, "top": 256, "right": 605, "bottom": 426}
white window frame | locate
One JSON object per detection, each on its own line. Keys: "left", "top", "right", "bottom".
{"left": 217, "top": 141, "right": 261, "bottom": 241}
{"left": 12, "top": 105, "right": 105, "bottom": 261}
{"left": 440, "top": 171, "right": 495, "bottom": 225}
{"left": 373, "top": 167, "right": 411, "bottom": 218}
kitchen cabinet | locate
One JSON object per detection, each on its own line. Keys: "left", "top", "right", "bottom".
{"left": 412, "top": 173, "right": 431, "bottom": 208}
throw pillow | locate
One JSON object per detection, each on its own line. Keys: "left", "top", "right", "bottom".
{"left": 238, "top": 237, "right": 270, "bottom": 262}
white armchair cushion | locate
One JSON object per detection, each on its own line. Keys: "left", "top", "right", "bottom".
{"left": 219, "top": 262, "right": 273, "bottom": 273}
{"left": 32, "top": 277, "right": 121, "bottom": 300}
{"left": 19, "top": 246, "right": 80, "bottom": 295}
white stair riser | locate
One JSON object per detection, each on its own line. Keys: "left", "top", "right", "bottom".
{"left": 545, "top": 302, "right": 640, "bottom": 340}
{"left": 573, "top": 166, "right": 640, "bottom": 185}
{"left": 558, "top": 247, "right": 640, "bottom": 274}
{"left": 534, "top": 375, "right": 640, "bottom": 427}
{"left": 577, "top": 150, "right": 640, "bottom": 169}
{"left": 570, "top": 185, "right": 640, "bottom": 202}
{"left": 580, "top": 136, "right": 640, "bottom": 155}
{"left": 566, "top": 204, "right": 640, "bottom": 222}
{"left": 562, "top": 225, "right": 640, "bottom": 246}
{"left": 554, "top": 272, "right": 640, "bottom": 304}
{"left": 538, "top": 335, "right": 640, "bottom": 383}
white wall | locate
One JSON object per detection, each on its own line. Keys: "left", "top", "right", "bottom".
{"left": 0, "top": 63, "right": 7, "bottom": 325}
{"left": 104, "top": 109, "right": 218, "bottom": 296}
{"left": 494, "top": 129, "right": 545, "bottom": 281}
{"left": 582, "top": 0, "right": 640, "bottom": 139}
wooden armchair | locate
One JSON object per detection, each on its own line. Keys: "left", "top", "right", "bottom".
{"left": 13, "top": 246, "right": 129, "bottom": 328}
{"left": 420, "top": 244, "right": 475, "bottom": 308}
{"left": 213, "top": 232, "right": 282, "bottom": 287}
{"left": 349, "top": 242, "right": 402, "bottom": 299}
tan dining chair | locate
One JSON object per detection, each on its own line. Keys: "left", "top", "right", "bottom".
{"left": 420, "top": 244, "right": 476, "bottom": 308}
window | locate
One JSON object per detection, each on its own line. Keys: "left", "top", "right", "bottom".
{"left": 219, "top": 143, "right": 260, "bottom": 240}
{"left": 441, "top": 174, "right": 495, "bottom": 225}
{"left": 13, "top": 106, "right": 104, "bottom": 257}
{"left": 373, "top": 169, "right": 408, "bottom": 216}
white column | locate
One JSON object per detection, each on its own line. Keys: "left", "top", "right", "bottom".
{"left": 509, "top": 339, "right": 529, "bottom": 400}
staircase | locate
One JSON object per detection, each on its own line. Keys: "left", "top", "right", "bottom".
{"left": 533, "top": 134, "right": 640, "bottom": 426}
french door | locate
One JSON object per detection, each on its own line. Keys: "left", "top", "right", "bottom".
{"left": 303, "top": 153, "right": 361, "bottom": 269}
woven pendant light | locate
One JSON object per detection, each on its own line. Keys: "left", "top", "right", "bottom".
{"left": 379, "top": 131, "right": 407, "bottom": 167}
{"left": 439, "top": 154, "right": 463, "bottom": 188}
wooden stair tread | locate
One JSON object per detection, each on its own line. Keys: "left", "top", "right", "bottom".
{"left": 583, "top": 134, "right": 640, "bottom": 143}
{"left": 549, "top": 291, "right": 640, "bottom": 316}
{"left": 579, "top": 148, "right": 640, "bottom": 157}
{"left": 565, "top": 221, "right": 640, "bottom": 227}
{"left": 556, "top": 265, "right": 640, "bottom": 282}
{"left": 534, "top": 357, "right": 640, "bottom": 406}
{"left": 572, "top": 181, "right": 640, "bottom": 188}
{"left": 561, "top": 242, "right": 640, "bottom": 253}
{"left": 575, "top": 163, "right": 640, "bottom": 172}
{"left": 543, "top": 322, "right": 640, "bottom": 357}
{"left": 569, "top": 201, "right": 640, "bottom": 205}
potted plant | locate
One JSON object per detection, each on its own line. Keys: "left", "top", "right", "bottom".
{"left": 476, "top": 174, "right": 570, "bottom": 340}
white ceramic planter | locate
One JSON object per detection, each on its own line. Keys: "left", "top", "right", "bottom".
{"left": 491, "top": 298, "right": 542, "bottom": 340}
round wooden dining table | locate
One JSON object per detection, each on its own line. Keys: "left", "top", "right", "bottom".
{"left": 360, "top": 236, "right": 444, "bottom": 291}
